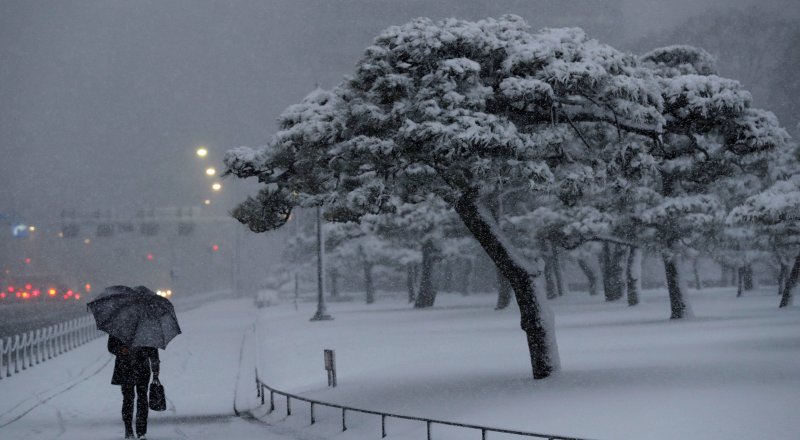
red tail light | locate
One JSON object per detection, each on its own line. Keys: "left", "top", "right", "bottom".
{"left": 8, "top": 286, "right": 14, "bottom": 292}
{"left": 33, "top": 290, "right": 40, "bottom": 297}
{"left": 0, "top": 292, "right": 5, "bottom": 299}
{"left": 75, "top": 294, "right": 81, "bottom": 300}
{"left": 25, "top": 283, "right": 32, "bottom": 290}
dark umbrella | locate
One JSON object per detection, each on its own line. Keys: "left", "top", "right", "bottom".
{"left": 88, "top": 285, "right": 182, "bottom": 349}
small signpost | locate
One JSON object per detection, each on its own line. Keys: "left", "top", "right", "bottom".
{"left": 324, "top": 349, "right": 337, "bottom": 387}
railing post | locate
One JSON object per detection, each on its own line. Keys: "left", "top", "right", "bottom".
{"left": 381, "top": 414, "right": 386, "bottom": 438}
{"left": 14, "top": 334, "right": 21, "bottom": 373}
{"left": 45, "top": 327, "right": 52, "bottom": 360}
{"left": 482, "top": 428, "right": 487, "bottom": 440}
{"left": 33, "top": 329, "right": 40, "bottom": 365}
{"left": 78, "top": 320, "right": 84, "bottom": 346}
{"left": 342, "top": 408, "right": 347, "bottom": 432}
{"left": 3, "top": 337, "right": 10, "bottom": 377}
{"left": 20, "top": 333, "right": 28, "bottom": 370}
{"left": 60, "top": 323, "right": 65, "bottom": 354}
{"left": 28, "top": 331, "right": 35, "bottom": 367}
{"left": 50, "top": 326, "right": 56, "bottom": 359}
{"left": 0, "top": 337, "right": 4, "bottom": 380}
{"left": 68, "top": 321, "right": 74, "bottom": 350}
{"left": 286, "top": 395, "right": 291, "bottom": 416}
{"left": 55, "top": 324, "right": 62, "bottom": 355}
{"left": 427, "top": 420, "right": 432, "bottom": 440}
{"left": 269, "top": 391, "right": 275, "bottom": 412}
{"left": 310, "top": 402, "right": 315, "bottom": 425}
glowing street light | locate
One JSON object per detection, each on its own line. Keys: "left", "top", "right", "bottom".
{"left": 28, "top": 225, "right": 36, "bottom": 232}
{"left": 205, "top": 167, "right": 216, "bottom": 176}
{"left": 196, "top": 147, "right": 208, "bottom": 158}
{"left": 204, "top": 199, "right": 211, "bottom": 205}
{"left": 211, "top": 182, "right": 222, "bottom": 191}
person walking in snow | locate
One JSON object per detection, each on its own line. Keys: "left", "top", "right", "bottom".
{"left": 108, "top": 335, "right": 160, "bottom": 439}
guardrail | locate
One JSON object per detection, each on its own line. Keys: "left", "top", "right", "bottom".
{"left": 253, "top": 369, "right": 597, "bottom": 440}
{"left": 0, "top": 315, "right": 102, "bottom": 379}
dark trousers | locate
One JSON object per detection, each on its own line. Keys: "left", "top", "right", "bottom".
{"left": 121, "top": 383, "right": 149, "bottom": 436}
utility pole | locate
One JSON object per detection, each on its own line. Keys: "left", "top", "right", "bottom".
{"left": 310, "top": 206, "right": 332, "bottom": 321}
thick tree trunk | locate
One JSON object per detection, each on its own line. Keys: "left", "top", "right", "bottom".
{"left": 779, "top": 253, "right": 800, "bottom": 308}
{"left": 578, "top": 258, "right": 599, "bottom": 296}
{"left": 460, "top": 258, "right": 473, "bottom": 296}
{"left": 542, "top": 241, "right": 558, "bottom": 299}
{"left": 663, "top": 252, "right": 693, "bottom": 319}
{"left": 363, "top": 261, "right": 375, "bottom": 304}
{"left": 552, "top": 245, "right": 567, "bottom": 297}
{"left": 692, "top": 258, "right": 702, "bottom": 290}
{"left": 329, "top": 268, "right": 340, "bottom": 298}
{"left": 414, "top": 239, "right": 438, "bottom": 309}
{"left": 626, "top": 247, "right": 642, "bottom": 307}
{"left": 407, "top": 264, "right": 417, "bottom": 303}
{"left": 455, "top": 190, "right": 559, "bottom": 379}
{"left": 737, "top": 267, "right": 744, "bottom": 298}
{"left": 743, "top": 265, "right": 755, "bottom": 291}
{"left": 778, "top": 263, "right": 788, "bottom": 297}
{"left": 495, "top": 266, "right": 512, "bottom": 310}
{"left": 601, "top": 243, "right": 625, "bottom": 301}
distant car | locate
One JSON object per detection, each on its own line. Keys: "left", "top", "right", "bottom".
{"left": 155, "top": 288, "right": 174, "bottom": 298}
{"left": 0, "top": 274, "right": 83, "bottom": 303}
{"left": 255, "top": 289, "right": 280, "bottom": 308}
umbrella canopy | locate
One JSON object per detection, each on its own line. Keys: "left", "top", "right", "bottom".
{"left": 88, "top": 285, "right": 181, "bottom": 349}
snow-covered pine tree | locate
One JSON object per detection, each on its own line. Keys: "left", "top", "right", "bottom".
{"left": 225, "top": 16, "right": 788, "bottom": 378}
{"left": 729, "top": 175, "right": 800, "bottom": 307}
{"left": 638, "top": 45, "right": 791, "bottom": 318}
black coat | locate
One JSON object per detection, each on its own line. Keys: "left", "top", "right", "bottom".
{"left": 108, "top": 336, "right": 160, "bottom": 385}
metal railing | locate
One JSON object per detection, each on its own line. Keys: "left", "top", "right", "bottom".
{"left": 0, "top": 315, "right": 102, "bottom": 379}
{"left": 253, "top": 369, "right": 598, "bottom": 440}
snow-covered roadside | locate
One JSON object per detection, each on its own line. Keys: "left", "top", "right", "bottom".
{"left": 0, "top": 299, "right": 294, "bottom": 440}
{"left": 252, "top": 288, "right": 800, "bottom": 440}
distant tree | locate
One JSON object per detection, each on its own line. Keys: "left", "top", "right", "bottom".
{"left": 729, "top": 176, "right": 800, "bottom": 307}
{"left": 638, "top": 7, "right": 800, "bottom": 130}
{"left": 636, "top": 45, "right": 790, "bottom": 319}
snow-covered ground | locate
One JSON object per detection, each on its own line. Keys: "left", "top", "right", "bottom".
{"left": 2, "top": 287, "right": 797, "bottom": 440}
{"left": 0, "top": 300, "right": 290, "bottom": 440}
{"left": 252, "top": 287, "right": 800, "bottom": 440}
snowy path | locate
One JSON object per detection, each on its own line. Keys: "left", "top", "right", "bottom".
{"left": 0, "top": 299, "right": 291, "bottom": 440}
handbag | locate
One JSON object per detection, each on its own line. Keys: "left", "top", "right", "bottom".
{"left": 149, "top": 378, "right": 167, "bottom": 411}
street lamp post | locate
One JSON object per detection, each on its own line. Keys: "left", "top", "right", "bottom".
{"left": 310, "top": 206, "right": 332, "bottom": 321}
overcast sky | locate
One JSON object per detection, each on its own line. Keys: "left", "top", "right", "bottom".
{"left": 1, "top": 0, "right": 797, "bottom": 224}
